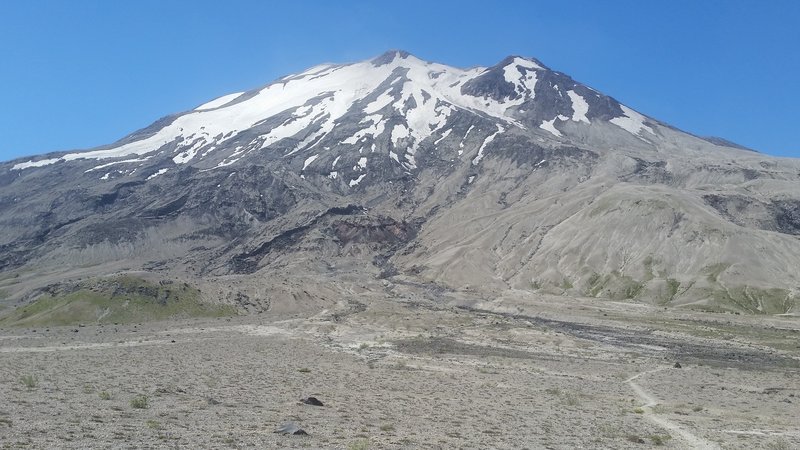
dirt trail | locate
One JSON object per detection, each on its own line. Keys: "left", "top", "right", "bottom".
{"left": 0, "top": 324, "right": 293, "bottom": 353}
{"left": 626, "top": 368, "right": 721, "bottom": 449}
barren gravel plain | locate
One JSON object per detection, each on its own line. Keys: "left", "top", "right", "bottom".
{"left": 1, "top": 280, "right": 799, "bottom": 449}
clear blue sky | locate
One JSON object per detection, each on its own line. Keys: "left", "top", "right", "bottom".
{"left": 1, "top": 0, "right": 799, "bottom": 161}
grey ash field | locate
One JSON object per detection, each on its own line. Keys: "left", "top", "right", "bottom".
{"left": 1, "top": 51, "right": 800, "bottom": 448}
{"left": 1, "top": 279, "right": 799, "bottom": 449}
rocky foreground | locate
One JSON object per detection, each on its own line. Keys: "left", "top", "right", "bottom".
{"left": 1, "top": 280, "right": 798, "bottom": 449}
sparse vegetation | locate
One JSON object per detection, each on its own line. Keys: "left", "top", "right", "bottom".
{"left": 0, "top": 276, "right": 237, "bottom": 327}
{"left": 146, "top": 420, "right": 161, "bottom": 430}
{"left": 476, "top": 366, "right": 498, "bottom": 374}
{"left": 585, "top": 271, "right": 643, "bottom": 300}
{"left": 392, "top": 360, "right": 410, "bottom": 370}
{"left": 379, "top": 423, "right": 395, "bottom": 432}
{"left": 666, "top": 278, "right": 680, "bottom": 301}
{"left": 650, "top": 434, "right": 671, "bottom": 445}
{"left": 704, "top": 263, "right": 731, "bottom": 283}
{"left": 348, "top": 439, "right": 370, "bottom": 450}
{"left": 98, "top": 391, "right": 112, "bottom": 400}
{"left": 766, "top": 438, "right": 794, "bottom": 450}
{"left": 130, "top": 394, "right": 149, "bottom": 409}
{"left": 297, "top": 367, "right": 311, "bottom": 373}
{"left": 621, "top": 278, "right": 644, "bottom": 300}
{"left": 544, "top": 387, "right": 581, "bottom": 406}
{"left": 587, "top": 272, "right": 601, "bottom": 289}
{"left": 711, "top": 285, "right": 795, "bottom": 314}
{"left": 20, "top": 374, "right": 38, "bottom": 390}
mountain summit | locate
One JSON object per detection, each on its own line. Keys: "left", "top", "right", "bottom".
{"left": 10, "top": 50, "right": 652, "bottom": 173}
{"left": 2, "top": 51, "right": 799, "bottom": 314}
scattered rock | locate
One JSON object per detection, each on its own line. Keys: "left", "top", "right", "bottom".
{"left": 301, "top": 396, "right": 324, "bottom": 406}
{"left": 274, "top": 422, "right": 308, "bottom": 436}
{"left": 206, "top": 397, "right": 220, "bottom": 405}
{"left": 674, "top": 362, "right": 682, "bottom": 368}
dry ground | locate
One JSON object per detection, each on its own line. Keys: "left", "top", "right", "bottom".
{"left": 1, "top": 283, "right": 798, "bottom": 449}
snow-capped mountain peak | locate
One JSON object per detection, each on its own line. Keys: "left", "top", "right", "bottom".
{"left": 10, "top": 51, "right": 656, "bottom": 175}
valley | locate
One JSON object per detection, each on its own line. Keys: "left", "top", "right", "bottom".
{"left": 1, "top": 280, "right": 798, "bottom": 449}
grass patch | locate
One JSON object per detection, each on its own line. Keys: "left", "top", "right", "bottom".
{"left": 584, "top": 271, "right": 643, "bottom": 300}
{"left": 666, "top": 278, "right": 680, "bottom": 301}
{"left": 20, "top": 374, "right": 38, "bottom": 390}
{"left": 650, "top": 434, "right": 672, "bottom": 445}
{"left": 0, "top": 275, "right": 236, "bottom": 327}
{"left": 587, "top": 272, "right": 603, "bottom": 296}
{"left": 711, "top": 286, "right": 795, "bottom": 314}
{"left": 545, "top": 387, "right": 581, "bottom": 406}
{"left": 348, "top": 439, "right": 370, "bottom": 450}
{"left": 130, "top": 394, "right": 149, "bottom": 409}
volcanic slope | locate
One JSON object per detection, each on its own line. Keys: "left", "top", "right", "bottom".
{"left": 1, "top": 50, "right": 799, "bottom": 315}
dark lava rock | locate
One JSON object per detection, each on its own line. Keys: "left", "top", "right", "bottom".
{"left": 674, "top": 362, "right": 682, "bottom": 369}
{"left": 301, "top": 396, "right": 324, "bottom": 406}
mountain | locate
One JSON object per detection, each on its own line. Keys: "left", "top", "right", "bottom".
{"left": 2, "top": 50, "right": 799, "bottom": 316}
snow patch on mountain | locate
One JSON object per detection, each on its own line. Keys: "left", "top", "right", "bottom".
{"left": 196, "top": 92, "right": 244, "bottom": 110}
{"left": 146, "top": 168, "right": 169, "bottom": 180}
{"left": 343, "top": 115, "right": 386, "bottom": 145}
{"left": 349, "top": 173, "right": 366, "bottom": 187}
{"left": 472, "top": 124, "right": 504, "bottom": 165}
{"left": 540, "top": 118, "right": 562, "bottom": 137}
{"left": 503, "top": 57, "right": 540, "bottom": 98}
{"left": 391, "top": 124, "right": 410, "bottom": 146}
{"left": 433, "top": 128, "right": 452, "bottom": 145}
{"left": 610, "top": 105, "right": 654, "bottom": 136}
{"left": 173, "top": 137, "right": 210, "bottom": 164}
{"left": 567, "top": 90, "right": 590, "bottom": 123}
{"left": 302, "top": 154, "right": 319, "bottom": 171}
{"left": 86, "top": 156, "right": 153, "bottom": 172}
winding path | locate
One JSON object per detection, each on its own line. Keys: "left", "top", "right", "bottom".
{"left": 625, "top": 367, "right": 720, "bottom": 449}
